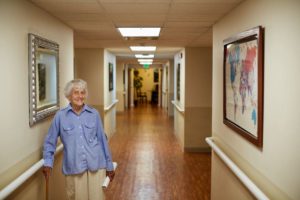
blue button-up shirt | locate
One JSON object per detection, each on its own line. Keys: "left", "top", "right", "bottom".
{"left": 43, "top": 104, "right": 114, "bottom": 175}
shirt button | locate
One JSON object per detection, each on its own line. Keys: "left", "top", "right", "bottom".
{"left": 79, "top": 126, "right": 82, "bottom": 129}
{"left": 89, "top": 139, "right": 93, "bottom": 143}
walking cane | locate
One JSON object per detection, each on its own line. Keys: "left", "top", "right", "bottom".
{"left": 45, "top": 176, "right": 49, "bottom": 200}
{"left": 43, "top": 166, "right": 51, "bottom": 200}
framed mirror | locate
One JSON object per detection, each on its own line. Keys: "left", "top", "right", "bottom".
{"left": 28, "top": 33, "right": 59, "bottom": 126}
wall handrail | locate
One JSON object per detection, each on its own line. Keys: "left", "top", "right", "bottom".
{"left": 205, "top": 137, "right": 269, "bottom": 200}
{"left": 104, "top": 99, "right": 119, "bottom": 112}
{"left": 0, "top": 144, "right": 63, "bottom": 200}
{"left": 171, "top": 100, "right": 184, "bottom": 113}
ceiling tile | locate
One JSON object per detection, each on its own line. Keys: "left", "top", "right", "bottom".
{"left": 114, "top": 21, "right": 165, "bottom": 27}
{"left": 29, "top": 0, "right": 245, "bottom": 58}
{"left": 53, "top": 13, "right": 108, "bottom": 21}
{"left": 187, "top": 28, "right": 212, "bottom": 47}
{"left": 123, "top": 40, "right": 159, "bottom": 46}
{"left": 111, "top": 14, "right": 166, "bottom": 26}
{"left": 167, "top": 13, "right": 222, "bottom": 22}
{"left": 101, "top": 3, "right": 170, "bottom": 14}
{"left": 32, "top": 0, "right": 96, "bottom": 2}
{"left": 98, "top": 0, "right": 172, "bottom": 3}
{"left": 164, "top": 21, "right": 211, "bottom": 28}
{"left": 169, "top": 3, "right": 235, "bottom": 15}
{"left": 68, "top": 21, "right": 114, "bottom": 31}
{"left": 172, "top": 0, "right": 242, "bottom": 3}
{"left": 32, "top": 1, "right": 104, "bottom": 13}
{"left": 75, "top": 38, "right": 126, "bottom": 48}
{"left": 161, "top": 27, "right": 209, "bottom": 34}
{"left": 106, "top": 47, "right": 132, "bottom": 54}
{"left": 75, "top": 30, "right": 121, "bottom": 40}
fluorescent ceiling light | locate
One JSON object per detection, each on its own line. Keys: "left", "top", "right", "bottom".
{"left": 118, "top": 28, "right": 160, "bottom": 37}
{"left": 139, "top": 61, "right": 153, "bottom": 65}
{"left": 138, "top": 59, "right": 153, "bottom": 62}
{"left": 135, "top": 54, "right": 154, "bottom": 58}
{"left": 130, "top": 46, "right": 156, "bottom": 51}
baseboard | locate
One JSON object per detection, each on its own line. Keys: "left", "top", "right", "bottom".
{"left": 184, "top": 147, "right": 211, "bottom": 153}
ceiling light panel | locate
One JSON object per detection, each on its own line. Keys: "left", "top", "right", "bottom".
{"left": 130, "top": 46, "right": 156, "bottom": 51}
{"left": 118, "top": 27, "right": 160, "bottom": 37}
{"left": 138, "top": 59, "right": 153, "bottom": 62}
{"left": 135, "top": 54, "right": 154, "bottom": 58}
{"left": 139, "top": 62, "right": 153, "bottom": 65}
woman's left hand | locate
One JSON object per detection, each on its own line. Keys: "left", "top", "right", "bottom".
{"left": 106, "top": 170, "right": 115, "bottom": 181}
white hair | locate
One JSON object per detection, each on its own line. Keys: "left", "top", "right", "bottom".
{"left": 64, "top": 79, "right": 88, "bottom": 98}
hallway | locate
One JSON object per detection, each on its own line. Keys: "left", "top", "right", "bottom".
{"left": 105, "top": 105, "right": 211, "bottom": 200}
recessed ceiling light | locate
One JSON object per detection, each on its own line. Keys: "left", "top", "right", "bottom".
{"left": 130, "top": 46, "right": 156, "bottom": 51}
{"left": 135, "top": 54, "right": 154, "bottom": 58}
{"left": 138, "top": 59, "right": 153, "bottom": 62}
{"left": 139, "top": 61, "right": 153, "bottom": 64}
{"left": 118, "top": 28, "right": 160, "bottom": 37}
{"left": 140, "top": 62, "right": 153, "bottom": 65}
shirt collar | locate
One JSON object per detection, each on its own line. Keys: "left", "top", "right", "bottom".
{"left": 66, "top": 104, "right": 93, "bottom": 113}
{"left": 84, "top": 104, "right": 93, "bottom": 113}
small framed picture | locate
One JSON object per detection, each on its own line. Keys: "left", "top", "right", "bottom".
{"left": 176, "top": 63, "right": 180, "bottom": 101}
{"left": 109, "top": 63, "right": 113, "bottom": 91}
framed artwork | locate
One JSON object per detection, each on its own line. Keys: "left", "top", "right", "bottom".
{"left": 123, "top": 69, "right": 125, "bottom": 85}
{"left": 109, "top": 62, "right": 113, "bottom": 91}
{"left": 176, "top": 63, "right": 180, "bottom": 101}
{"left": 28, "top": 33, "right": 59, "bottom": 126}
{"left": 38, "top": 63, "right": 46, "bottom": 101}
{"left": 153, "top": 69, "right": 159, "bottom": 83}
{"left": 223, "top": 26, "right": 264, "bottom": 148}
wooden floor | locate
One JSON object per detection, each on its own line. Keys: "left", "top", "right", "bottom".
{"left": 105, "top": 104, "right": 211, "bottom": 200}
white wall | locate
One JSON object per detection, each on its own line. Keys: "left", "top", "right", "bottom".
{"left": 173, "top": 50, "right": 185, "bottom": 150}
{"left": 129, "top": 68, "right": 134, "bottom": 107}
{"left": 184, "top": 47, "right": 212, "bottom": 151}
{"left": 75, "top": 49, "right": 117, "bottom": 138}
{"left": 116, "top": 60, "right": 125, "bottom": 112}
{"left": 212, "top": 0, "right": 300, "bottom": 199}
{"left": 174, "top": 50, "right": 185, "bottom": 109}
{"left": 124, "top": 64, "right": 129, "bottom": 108}
{"left": 167, "top": 60, "right": 174, "bottom": 117}
{"left": 103, "top": 50, "right": 117, "bottom": 138}
{"left": 104, "top": 50, "right": 116, "bottom": 107}
{"left": 75, "top": 48, "right": 104, "bottom": 108}
{"left": 162, "top": 64, "right": 168, "bottom": 110}
{"left": 0, "top": 0, "right": 73, "bottom": 199}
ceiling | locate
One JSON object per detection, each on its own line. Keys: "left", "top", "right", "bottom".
{"left": 29, "top": 0, "right": 243, "bottom": 62}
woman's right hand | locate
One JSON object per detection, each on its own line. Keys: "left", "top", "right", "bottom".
{"left": 42, "top": 166, "right": 52, "bottom": 180}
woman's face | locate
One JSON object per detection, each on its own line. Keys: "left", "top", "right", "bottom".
{"left": 69, "top": 86, "right": 86, "bottom": 108}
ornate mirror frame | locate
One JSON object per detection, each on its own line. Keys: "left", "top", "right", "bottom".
{"left": 28, "top": 33, "right": 59, "bottom": 126}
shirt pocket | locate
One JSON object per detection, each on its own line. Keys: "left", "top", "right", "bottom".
{"left": 62, "top": 124, "right": 75, "bottom": 135}
{"left": 84, "top": 122, "right": 98, "bottom": 146}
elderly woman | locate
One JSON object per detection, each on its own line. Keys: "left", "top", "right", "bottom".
{"left": 42, "top": 79, "right": 115, "bottom": 200}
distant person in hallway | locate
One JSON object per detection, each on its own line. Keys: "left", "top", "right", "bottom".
{"left": 42, "top": 79, "right": 115, "bottom": 200}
